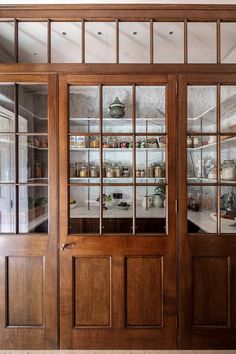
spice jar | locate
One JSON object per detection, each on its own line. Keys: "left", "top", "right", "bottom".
{"left": 90, "top": 136, "right": 99, "bottom": 148}
{"left": 80, "top": 164, "right": 88, "bottom": 178}
{"left": 109, "top": 136, "right": 119, "bottom": 148}
{"left": 34, "top": 162, "right": 42, "bottom": 178}
{"left": 70, "top": 163, "right": 76, "bottom": 177}
{"left": 154, "top": 164, "right": 162, "bottom": 178}
{"left": 147, "top": 137, "right": 158, "bottom": 148}
{"left": 222, "top": 160, "right": 236, "bottom": 180}
{"left": 114, "top": 165, "right": 121, "bottom": 178}
{"left": 140, "top": 169, "right": 145, "bottom": 177}
{"left": 122, "top": 166, "right": 130, "bottom": 177}
{"left": 103, "top": 137, "right": 109, "bottom": 148}
{"left": 147, "top": 164, "right": 154, "bottom": 178}
{"left": 187, "top": 136, "right": 193, "bottom": 148}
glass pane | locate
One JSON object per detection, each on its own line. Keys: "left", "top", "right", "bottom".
{"left": 18, "top": 85, "right": 48, "bottom": 133}
{"left": 69, "top": 185, "right": 100, "bottom": 234}
{"left": 19, "top": 136, "right": 48, "bottom": 183}
{"left": 187, "top": 185, "right": 217, "bottom": 233}
{"left": 188, "top": 22, "right": 217, "bottom": 63}
{"left": 19, "top": 186, "right": 48, "bottom": 233}
{"left": 154, "top": 22, "right": 184, "bottom": 63}
{"left": 103, "top": 86, "right": 132, "bottom": 133}
{"left": 221, "top": 186, "right": 236, "bottom": 233}
{"left": 187, "top": 135, "right": 217, "bottom": 184}
{"left": 69, "top": 136, "right": 100, "bottom": 183}
{"left": 70, "top": 86, "right": 99, "bottom": 133}
{"left": 221, "top": 23, "right": 236, "bottom": 63}
{"left": 136, "top": 185, "right": 166, "bottom": 233}
{"left": 0, "top": 22, "right": 14, "bottom": 63}
{"left": 220, "top": 85, "right": 236, "bottom": 133}
{"left": 51, "top": 22, "right": 81, "bottom": 63}
{"left": 187, "top": 86, "right": 217, "bottom": 133}
{"left": 0, "top": 135, "right": 15, "bottom": 183}
{"left": 0, "top": 185, "right": 15, "bottom": 233}
{"left": 18, "top": 22, "right": 47, "bottom": 63}
{"left": 119, "top": 22, "right": 150, "bottom": 63}
{"left": 136, "top": 135, "right": 166, "bottom": 183}
{"left": 103, "top": 136, "right": 133, "bottom": 183}
{"left": 136, "top": 86, "right": 165, "bottom": 133}
{"left": 0, "top": 85, "right": 15, "bottom": 132}
{"left": 102, "top": 186, "right": 132, "bottom": 234}
{"left": 85, "top": 22, "right": 116, "bottom": 63}
{"left": 221, "top": 139, "right": 236, "bottom": 183}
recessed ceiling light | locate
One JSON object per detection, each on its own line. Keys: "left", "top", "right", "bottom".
{"left": 97, "top": 31, "right": 102, "bottom": 35}
{"left": 133, "top": 31, "right": 137, "bottom": 35}
{"left": 33, "top": 52, "right": 37, "bottom": 56}
{"left": 169, "top": 31, "right": 174, "bottom": 35}
{"left": 62, "top": 31, "right": 67, "bottom": 36}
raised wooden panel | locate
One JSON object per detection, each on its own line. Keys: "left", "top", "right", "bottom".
{"left": 126, "top": 256, "right": 163, "bottom": 327}
{"left": 193, "top": 256, "right": 229, "bottom": 327}
{"left": 0, "top": 257, "right": 6, "bottom": 328}
{"left": 74, "top": 256, "right": 111, "bottom": 327}
{"left": 7, "top": 256, "right": 44, "bottom": 327}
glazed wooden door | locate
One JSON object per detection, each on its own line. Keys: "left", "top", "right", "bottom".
{"left": 59, "top": 74, "right": 177, "bottom": 349}
{"left": 0, "top": 74, "right": 58, "bottom": 349}
{"left": 179, "top": 74, "right": 236, "bottom": 349}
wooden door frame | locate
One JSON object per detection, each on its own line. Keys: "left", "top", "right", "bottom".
{"left": 178, "top": 74, "right": 236, "bottom": 349}
{"left": 0, "top": 73, "right": 58, "bottom": 349}
{"left": 59, "top": 73, "right": 177, "bottom": 349}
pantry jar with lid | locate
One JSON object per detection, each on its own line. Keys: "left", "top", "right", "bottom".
{"left": 222, "top": 160, "right": 236, "bottom": 180}
{"left": 154, "top": 164, "right": 162, "bottom": 178}
{"left": 90, "top": 166, "right": 99, "bottom": 178}
{"left": 80, "top": 164, "right": 88, "bottom": 178}
{"left": 122, "top": 166, "right": 130, "bottom": 177}
{"left": 106, "top": 166, "right": 115, "bottom": 178}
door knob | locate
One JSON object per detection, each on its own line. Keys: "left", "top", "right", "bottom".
{"left": 60, "top": 243, "right": 77, "bottom": 250}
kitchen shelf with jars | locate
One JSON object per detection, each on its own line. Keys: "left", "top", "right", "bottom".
{"left": 0, "top": 84, "right": 49, "bottom": 234}
{"left": 68, "top": 85, "right": 167, "bottom": 234}
{"left": 186, "top": 85, "right": 236, "bottom": 234}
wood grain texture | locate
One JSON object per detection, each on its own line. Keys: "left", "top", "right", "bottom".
{"left": 126, "top": 256, "right": 163, "bottom": 327}
{"left": 74, "top": 256, "right": 111, "bottom": 327}
{"left": 193, "top": 257, "right": 229, "bottom": 327}
{"left": 7, "top": 256, "right": 44, "bottom": 326}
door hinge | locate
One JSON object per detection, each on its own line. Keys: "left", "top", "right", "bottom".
{"left": 175, "top": 199, "right": 179, "bottom": 213}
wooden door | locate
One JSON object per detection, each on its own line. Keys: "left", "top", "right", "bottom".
{"left": 59, "top": 74, "right": 177, "bottom": 349}
{"left": 179, "top": 74, "right": 236, "bottom": 349}
{"left": 0, "top": 74, "right": 58, "bottom": 349}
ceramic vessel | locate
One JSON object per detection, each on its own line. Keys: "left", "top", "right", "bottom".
{"left": 109, "top": 97, "right": 126, "bottom": 118}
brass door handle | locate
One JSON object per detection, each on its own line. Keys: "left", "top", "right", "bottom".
{"left": 60, "top": 243, "right": 77, "bottom": 251}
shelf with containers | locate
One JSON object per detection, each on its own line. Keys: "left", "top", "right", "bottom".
{"left": 68, "top": 84, "right": 167, "bottom": 235}
{"left": 186, "top": 85, "right": 236, "bottom": 234}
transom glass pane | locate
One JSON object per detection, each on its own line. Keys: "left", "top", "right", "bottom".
{"left": 0, "top": 22, "right": 14, "bottom": 63}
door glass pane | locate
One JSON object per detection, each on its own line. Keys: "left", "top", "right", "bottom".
{"left": 18, "top": 85, "right": 48, "bottom": 133}
{"left": 0, "top": 85, "right": 15, "bottom": 132}
{"left": 187, "top": 185, "right": 217, "bottom": 234}
{"left": 119, "top": 22, "right": 150, "bottom": 63}
{"left": 221, "top": 23, "right": 236, "bottom": 63}
{"left": 69, "top": 135, "right": 100, "bottom": 183}
{"left": 0, "top": 185, "right": 15, "bottom": 233}
{"left": 70, "top": 86, "right": 99, "bottom": 133}
{"left": 136, "top": 86, "right": 165, "bottom": 133}
{"left": 19, "top": 186, "right": 48, "bottom": 233}
{"left": 103, "top": 136, "right": 133, "bottom": 183}
{"left": 221, "top": 139, "right": 236, "bottom": 183}
{"left": 136, "top": 135, "right": 166, "bottom": 183}
{"left": 69, "top": 185, "right": 100, "bottom": 234}
{"left": 221, "top": 186, "right": 236, "bottom": 234}
{"left": 220, "top": 85, "right": 236, "bottom": 133}
{"left": 103, "top": 86, "right": 132, "bottom": 133}
{"left": 19, "top": 135, "right": 48, "bottom": 183}
{"left": 51, "top": 22, "right": 81, "bottom": 63}
{"left": 0, "top": 22, "right": 14, "bottom": 63}
{"left": 188, "top": 22, "right": 217, "bottom": 63}
{"left": 102, "top": 186, "right": 133, "bottom": 234}
{"left": 187, "top": 86, "right": 217, "bottom": 133}
{"left": 85, "top": 22, "right": 116, "bottom": 63}
{"left": 18, "top": 22, "right": 48, "bottom": 63}
{"left": 0, "top": 135, "right": 15, "bottom": 183}
{"left": 154, "top": 22, "right": 184, "bottom": 63}
{"left": 187, "top": 135, "right": 217, "bottom": 184}
{"left": 136, "top": 185, "right": 166, "bottom": 234}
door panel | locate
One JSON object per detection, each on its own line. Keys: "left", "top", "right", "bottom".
{"left": 59, "top": 74, "right": 177, "bottom": 349}
{"left": 0, "top": 74, "right": 58, "bottom": 349}
{"left": 179, "top": 74, "right": 236, "bottom": 349}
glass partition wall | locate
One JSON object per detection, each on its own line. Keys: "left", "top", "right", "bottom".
{"left": 68, "top": 83, "right": 167, "bottom": 235}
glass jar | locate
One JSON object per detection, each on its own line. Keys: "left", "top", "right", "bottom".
{"left": 187, "top": 136, "right": 193, "bottom": 148}
{"left": 106, "top": 166, "right": 114, "bottom": 178}
{"left": 114, "top": 165, "right": 121, "bottom": 178}
{"left": 70, "top": 163, "right": 76, "bottom": 177}
{"left": 109, "top": 136, "right": 119, "bottom": 148}
{"left": 222, "top": 160, "right": 236, "bottom": 181}
{"left": 154, "top": 164, "right": 162, "bottom": 178}
{"left": 90, "top": 166, "right": 99, "bottom": 178}
{"left": 90, "top": 136, "right": 99, "bottom": 148}
{"left": 147, "top": 137, "right": 158, "bottom": 148}
{"left": 80, "top": 164, "right": 88, "bottom": 178}
{"left": 147, "top": 164, "right": 155, "bottom": 178}
{"left": 34, "top": 162, "right": 42, "bottom": 178}
{"left": 122, "top": 166, "right": 130, "bottom": 177}
{"left": 140, "top": 169, "right": 146, "bottom": 177}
